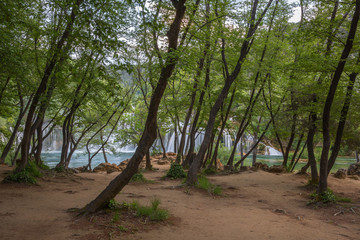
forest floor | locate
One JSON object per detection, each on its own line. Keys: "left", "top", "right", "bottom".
{"left": 1, "top": 160, "right": 360, "bottom": 240}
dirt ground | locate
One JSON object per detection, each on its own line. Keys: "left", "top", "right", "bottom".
{"left": 0, "top": 162, "right": 360, "bottom": 240}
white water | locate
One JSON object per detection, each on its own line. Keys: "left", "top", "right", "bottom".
{"left": 41, "top": 127, "right": 282, "bottom": 168}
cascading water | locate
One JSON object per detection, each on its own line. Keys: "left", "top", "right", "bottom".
{"left": 41, "top": 124, "right": 283, "bottom": 168}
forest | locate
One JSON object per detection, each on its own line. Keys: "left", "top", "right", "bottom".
{"left": 1, "top": 0, "right": 360, "bottom": 239}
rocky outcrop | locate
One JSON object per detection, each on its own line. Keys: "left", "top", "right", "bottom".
{"left": 268, "top": 165, "right": 286, "bottom": 173}
{"left": 347, "top": 162, "right": 360, "bottom": 176}
{"left": 251, "top": 162, "right": 269, "bottom": 171}
{"left": 334, "top": 168, "right": 347, "bottom": 179}
{"left": 93, "top": 163, "right": 121, "bottom": 173}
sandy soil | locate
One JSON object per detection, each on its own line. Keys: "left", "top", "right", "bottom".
{"left": 0, "top": 162, "right": 360, "bottom": 240}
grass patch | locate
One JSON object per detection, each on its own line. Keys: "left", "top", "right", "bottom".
{"left": 202, "top": 167, "right": 217, "bottom": 175}
{"left": 133, "top": 199, "right": 168, "bottom": 221}
{"left": 165, "top": 163, "right": 186, "bottom": 179}
{"left": 3, "top": 170, "right": 37, "bottom": 184}
{"left": 196, "top": 175, "right": 222, "bottom": 195}
{"left": 130, "top": 172, "right": 154, "bottom": 183}
{"left": 309, "top": 189, "right": 351, "bottom": 204}
{"left": 109, "top": 198, "right": 169, "bottom": 222}
{"left": 3, "top": 160, "right": 43, "bottom": 184}
{"left": 335, "top": 196, "right": 352, "bottom": 203}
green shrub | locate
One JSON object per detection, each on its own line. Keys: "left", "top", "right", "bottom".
{"left": 131, "top": 172, "right": 145, "bottom": 181}
{"left": 107, "top": 198, "right": 169, "bottom": 222}
{"left": 166, "top": 163, "right": 186, "bottom": 179}
{"left": 196, "top": 175, "right": 222, "bottom": 195}
{"left": 26, "top": 161, "right": 42, "bottom": 177}
{"left": 126, "top": 198, "right": 168, "bottom": 221}
{"left": 38, "top": 162, "right": 50, "bottom": 170}
{"left": 54, "top": 166, "right": 65, "bottom": 173}
{"left": 202, "top": 167, "right": 217, "bottom": 175}
{"left": 2, "top": 160, "right": 43, "bottom": 184}
{"left": 3, "top": 170, "right": 37, "bottom": 184}
{"left": 108, "top": 199, "right": 120, "bottom": 210}
{"left": 130, "top": 172, "right": 153, "bottom": 183}
{"left": 310, "top": 189, "right": 336, "bottom": 204}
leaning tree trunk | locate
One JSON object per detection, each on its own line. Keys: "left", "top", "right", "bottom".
{"left": 187, "top": 0, "right": 274, "bottom": 185}
{"left": 17, "top": 0, "right": 82, "bottom": 172}
{"left": 318, "top": 1, "right": 360, "bottom": 194}
{"left": 81, "top": 0, "right": 187, "bottom": 214}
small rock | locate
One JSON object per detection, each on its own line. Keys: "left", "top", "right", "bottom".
{"left": 93, "top": 163, "right": 121, "bottom": 173}
{"left": 251, "top": 162, "right": 269, "bottom": 171}
{"left": 348, "top": 162, "right": 360, "bottom": 176}
{"left": 334, "top": 168, "right": 347, "bottom": 179}
{"left": 274, "top": 208, "right": 287, "bottom": 214}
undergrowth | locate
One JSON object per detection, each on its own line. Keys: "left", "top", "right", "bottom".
{"left": 130, "top": 172, "right": 154, "bottom": 183}
{"left": 3, "top": 160, "right": 43, "bottom": 184}
{"left": 202, "top": 167, "right": 217, "bottom": 175}
{"left": 108, "top": 198, "right": 169, "bottom": 221}
{"left": 196, "top": 175, "right": 222, "bottom": 195}
{"left": 309, "top": 189, "right": 352, "bottom": 204}
{"left": 165, "top": 163, "right": 186, "bottom": 179}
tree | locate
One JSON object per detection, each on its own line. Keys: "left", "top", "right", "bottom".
{"left": 81, "top": 0, "right": 188, "bottom": 214}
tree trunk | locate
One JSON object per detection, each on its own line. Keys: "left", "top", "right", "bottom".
{"left": 0, "top": 95, "right": 31, "bottom": 164}
{"left": 307, "top": 113, "right": 319, "bottom": 182}
{"left": 252, "top": 117, "right": 262, "bottom": 166}
{"left": 81, "top": 0, "right": 187, "bottom": 214}
{"left": 356, "top": 151, "right": 360, "bottom": 163}
{"left": 318, "top": 2, "right": 360, "bottom": 193}
{"left": 146, "top": 149, "right": 152, "bottom": 170}
{"left": 17, "top": 0, "right": 82, "bottom": 172}
{"left": 157, "top": 128, "right": 167, "bottom": 158}
{"left": 327, "top": 71, "right": 358, "bottom": 174}
{"left": 209, "top": 89, "right": 235, "bottom": 168}
{"left": 101, "top": 132, "right": 108, "bottom": 163}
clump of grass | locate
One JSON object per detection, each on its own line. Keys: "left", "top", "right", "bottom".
{"left": 335, "top": 196, "right": 352, "bottom": 203}
{"left": 165, "top": 163, "right": 186, "bottom": 179}
{"left": 108, "top": 198, "right": 169, "bottom": 222}
{"left": 118, "top": 225, "right": 128, "bottom": 232}
{"left": 3, "top": 160, "right": 42, "bottom": 184}
{"left": 54, "top": 166, "right": 65, "bottom": 173}
{"left": 112, "top": 210, "right": 120, "bottom": 223}
{"left": 202, "top": 167, "right": 217, "bottom": 175}
{"left": 196, "top": 175, "right": 222, "bottom": 195}
{"left": 3, "top": 170, "right": 37, "bottom": 184}
{"left": 130, "top": 172, "right": 153, "bottom": 183}
{"left": 308, "top": 189, "right": 351, "bottom": 204}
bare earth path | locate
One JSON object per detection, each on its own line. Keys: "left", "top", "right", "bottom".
{"left": 0, "top": 163, "right": 359, "bottom": 240}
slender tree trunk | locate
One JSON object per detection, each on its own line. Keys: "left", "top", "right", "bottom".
{"left": 252, "top": 117, "right": 262, "bottom": 166}
{"left": 81, "top": 1, "right": 187, "bottom": 214}
{"left": 0, "top": 95, "right": 31, "bottom": 163}
{"left": 209, "top": 89, "right": 236, "bottom": 168}
{"left": 327, "top": 71, "right": 358, "bottom": 174}
{"left": 0, "top": 76, "right": 11, "bottom": 106}
{"left": 17, "top": 0, "right": 82, "bottom": 172}
{"left": 183, "top": 54, "right": 212, "bottom": 167}
{"left": 100, "top": 132, "right": 108, "bottom": 163}
{"left": 146, "top": 149, "right": 152, "bottom": 170}
{"left": 356, "top": 151, "right": 359, "bottom": 163}
{"left": 307, "top": 113, "right": 319, "bottom": 182}
{"left": 318, "top": 2, "right": 360, "bottom": 193}
{"left": 34, "top": 121, "right": 44, "bottom": 165}
{"left": 157, "top": 128, "right": 167, "bottom": 158}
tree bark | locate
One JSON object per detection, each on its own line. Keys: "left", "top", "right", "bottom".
{"left": 17, "top": 0, "right": 82, "bottom": 172}
{"left": 81, "top": 0, "right": 187, "bottom": 214}
{"left": 187, "top": 0, "right": 274, "bottom": 184}
{"left": 318, "top": 1, "right": 360, "bottom": 194}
